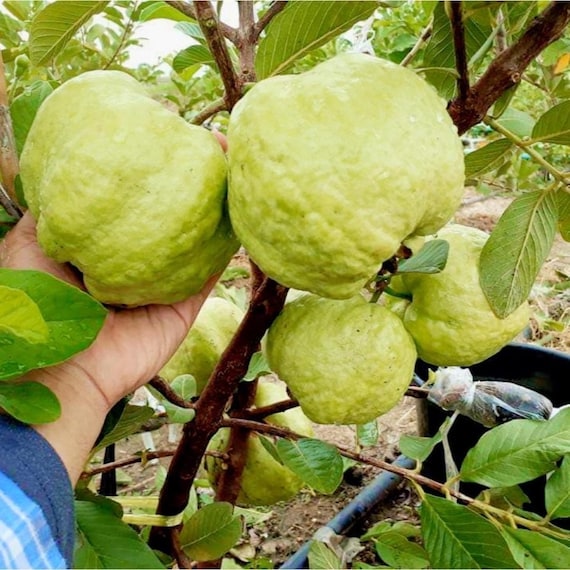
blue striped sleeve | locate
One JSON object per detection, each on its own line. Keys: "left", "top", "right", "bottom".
{"left": 0, "top": 416, "right": 74, "bottom": 568}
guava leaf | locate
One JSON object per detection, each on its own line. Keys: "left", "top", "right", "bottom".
{"left": 137, "top": 1, "right": 194, "bottom": 22}
{"left": 491, "top": 84, "right": 519, "bottom": 120}
{"left": 423, "top": 2, "right": 492, "bottom": 99}
{"left": 276, "top": 438, "right": 343, "bottom": 494}
{"left": 399, "top": 433, "right": 441, "bottom": 463}
{"left": 159, "top": 374, "right": 196, "bottom": 423}
{"left": 172, "top": 45, "right": 216, "bottom": 73}
{"left": 175, "top": 22, "right": 205, "bottom": 41}
{"left": 179, "top": 502, "right": 242, "bottom": 562}
{"left": 557, "top": 189, "right": 570, "bottom": 242}
{"left": 29, "top": 1, "right": 108, "bottom": 65}
{"left": 374, "top": 531, "right": 429, "bottom": 569}
{"left": 75, "top": 499, "right": 165, "bottom": 569}
{"left": 93, "top": 404, "right": 155, "bottom": 453}
{"left": 420, "top": 495, "right": 517, "bottom": 569}
{"left": 460, "top": 407, "right": 570, "bottom": 487}
{"left": 308, "top": 541, "right": 342, "bottom": 570}
{"left": 532, "top": 100, "right": 570, "bottom": 145}
{"left": 243, "top": 351, "right": 272, "bottom": 382}
{"left": 397, "top": 239, "right": 449, "bottom": 274}
{"left": 256, "top": 1, "right": 378, "bottom": 79}
{"left": 464, "top": 139, "right": 514, "bottom": 178}
{"left": 545, "top": 455, "right": 570, "bottom": 520}
{"left": 258, "top": 435, "right": 283, "bottom": 464}
{"left": 10, "top": 80, "right": 54, "bottom": 155}
{"left": 0, "top": 285, "right": 48, "bottom": 344}
{"left": 357, "top": 420, "right": 378, "bottom": 447}
{"left": 500, "top": 526, "right": 570, "bottom": 569}
{"left": 496, "top": 107, "right": 535, "bottom": 139}
{"left": 479, "top": 190, "right": 558, "bottom": 318}
{"left": 0, "top": 381, "right": 60, "bottom": 424}
{"left": 0, "top": 269, "right": 107, "bottom": 380}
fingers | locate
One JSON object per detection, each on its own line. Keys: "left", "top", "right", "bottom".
{"left": 170, "top": 272, "right": 221, "bottom": 330}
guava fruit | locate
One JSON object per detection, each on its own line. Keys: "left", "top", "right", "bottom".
{"left": 228, "top": 53, "right": 465, "bottom": 299}
{"left": 394, "top": 224, "right": 530, "bottom": 366}
{"left": 265, "top": 294, "right": 417, "bottom": 425}
{"left": 160, "top": 297, "right": 244, "bottom": 392}
{"left": 20, "top": 70, "right": 239, "bottom": 306}
{"left": 206, "top": 380, "right": 314, "bottom": 506}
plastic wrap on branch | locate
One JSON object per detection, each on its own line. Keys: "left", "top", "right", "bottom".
{"left": 427, "top": 367, "right": 553, "bottom": 428}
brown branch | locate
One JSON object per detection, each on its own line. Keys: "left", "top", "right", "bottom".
{"left": 149, "top": 376, "right": 195, "bottom": 409}
{"left": 0, "top": 53, "right": 22, "bottom": 215}
{"left": 81, "top": 450, "right": 176, "bottom": 478}
{"left": 401, "top": 22, "right": 432, "bottom": 67}
{"left": 0, "top": 182, "right": 21, "bottom": 219}
{"left": 237, "top": 1, "right": 257, "bottom": 83}
{"left": 449, "top": 1, "right": 469, "bottom": 101}
{"left": 254, "top": 1, "right": 288, "bottom": 42}
{"left": 149, "top": 274, "right": 288, "bottom": 556}
{"left": 448, "top": 1, "right": 570, "bottom": 134}
{"left": 189, "top": 98, "right": 227, "bottom": 125}
{"left": 238, "top": 397, "right": 300, "bottom": 420}
{"left": 193, "top": 1, "right": 242, "bottom": 110}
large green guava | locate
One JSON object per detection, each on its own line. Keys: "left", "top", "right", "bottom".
{"left": 394, "top": 224, "right": 530, "bottom": 366}
{"left": 20, "top": 70, "right": 239, "bottom": 307}
{"left": 206, "top": 380, "right": 314, "bottom": 506}
{"left": 228, "top": 53, "right": 465, "bottom": 299}
{"left": 265, "top": 294, "right": 417, "bottom": 425}
{"left": 160, "top": 297, "right": 244, "bottom": 393}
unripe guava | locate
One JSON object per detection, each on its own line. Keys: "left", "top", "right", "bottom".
{"left": 397, "top": 224, "right": 530, "bottom": 366}
{"left": 206, "top": 380, "right": 314, "bottom": 506}
{"left": 228, "top": 53, "right": 465, "bottom": 299}
{"left": 20, "top": 71, "right": 239, "bottom": 306}
{"left": 265, "top": 294, "right": 417, "bottom": 425}
{"left": 160, "top": 297, "right": 244, "bottom": 393}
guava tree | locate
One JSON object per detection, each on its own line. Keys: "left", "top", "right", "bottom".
{"left": 0, "top": 1, "right": 569, "bottom": 568}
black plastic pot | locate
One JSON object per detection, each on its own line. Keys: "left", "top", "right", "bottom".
{"left": 415, "top": 342, "right": 570, "bottom": 516}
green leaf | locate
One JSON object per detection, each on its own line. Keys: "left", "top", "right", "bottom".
{"left": 420, "top": 495, "right": 517, "bottom": 569}
{"left": 0, "top": 285, "right": 48, "bottom": 344}
{"left": 399, "top": 432, "right": 442, "bottom": 463}
{"left": 243, "top": 352, "right": 272, "bottom": 382}
{"left": 491, "top": 84, "right": 519, "bottom": 119}
{"left": 496, "top": 107, "right": 535, "bottom": 139}
{"left": 258, "top": 435, "right": 283, "bottom": 464}
{"left": 93, "top": 404, "right": 155, "bottom": 453}
{"left": 423, "top": 2, "right": 492, "bottom": 99}
{"left": 172, "top": 45, "right": 215, "bottom": 73}
{"left": 179, "top": 502, "right": 242, "bottom": 562}
{"left": 308, "top": 541, "right": 342, "bottom": 570}
{"left": 175, "top": 21, "right": 205, "bottom": 41}
{"left": 0, "top": 269, "right": 107, "bottom": 380}
{"left": 557, "top": 189, "right": 570, "bottom": 241}
{"left": 460, "top": 408, "right": 570, "bottom": 487}
{"left": 276, "top": 438, "right": 343, "bottom": 494}
{"left": 464, "top": 139, "right": 514, "bottom": 178}
{"left": 500, "top": 526, "right": 570, "bottom": 569}
{"left": 546, "top": 455, "right": 570, "bottom": 520}
{"left": 480, "top": 190, "right": 558, "bottom": 318}
{"left": 0, "top": 381, "right": 60, "bottom": 424}
{"left": 357, "top": 420, "right": 378, "bottom": 447}
{"left": 10, "top": 80, "right": 54, "bottom": 156}
{"left": 138, "top": 0, "right": 194, "bottom": 22}
{"left": 532, "top": 100, "right": 570, "bottom": 145}
{"left": 74, "top": 499, "right": 165, "bottom": 569}
{"left": 29, "top": 1, "right": 108, "bottom": 65}
{"left": 397, "top": 239, "right": 449, "bottom": 274}
{"left": 157, "top": 374, "right": 197, "bottom": 422}
{"left": 374, "top": 531, "right": 429, "bottom": 569}
{"left": 255, "top": 1, "right": 378, "bottom": 79}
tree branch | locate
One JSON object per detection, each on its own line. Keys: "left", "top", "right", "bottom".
{"left": 448, "top": 1, "right": 570, "bottom": 134}
{"left": 449, "top": 1, "right": 469, "bottom": 101}
{"left": 189, "top": 97, "right": 227, "bottom": 125}
{"left": 149, "top": 376, "right": 195, "bottom": 409}
{"left": 237, "top": 0, "right": 257, "bottom": 82}
{"left": 149, "top": 274, "right": 288, "bottom": 556}
{"left": 238, "top": 397, "right": 300, "bottom": 420}
{"left": 254, "top": 1, "right": 288, "bottom": 42}
{"left": 193, "top": 1, "right": 242, "bottom": 111}
{"left": 401, "top": 21, "right": 432, "bottom": 67}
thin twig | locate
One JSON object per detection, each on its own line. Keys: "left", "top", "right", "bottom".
{"left": 149, "top": 376, "right": 195, "bottom": 409}
{"left": 401, "top": 21, "right": 432, "bottom": 67}
{"left": 0, "top": 181, "right": 21, "bottom": 219}
{"left": 190, "top": 98, "right": 227, "bottom": 125}
{"left": 254, "top": 1, "right": 288, "bottom": 42}
{"left": 449, "top": 1, "right": 470, "bottom": 101}
{"left": 193, "top": 1, "right": 242, "bottom": 111}
{"left": 103, "top": 2, "right": 138, "bottom": 70}
{"left": 82, "top": 450, "right": 176, "bottom": 478}
{"left": 238, "top": 397, "right": 300, "bottom": 420}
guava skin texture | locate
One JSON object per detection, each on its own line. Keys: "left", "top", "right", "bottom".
{"left": 160, "top": 297, "right": 244, "bottom": 393}
{"left": 265, "top": 294, "right": 417, "bottom": 425}
{"left": 399, "top": 224, "right": 531, "bottom": 366}
{"left": 228, "top": 53, "right": 465, "bottom": 299}
{"left": 207, "top": 381, "right": 314, "bottom": 506}
{"left": 20, "top": 70, "right": 239, "bottom": 307}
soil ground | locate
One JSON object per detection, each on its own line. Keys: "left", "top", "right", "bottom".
{"left": 94, "top": 189, "right": 570, "bottom": 568}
